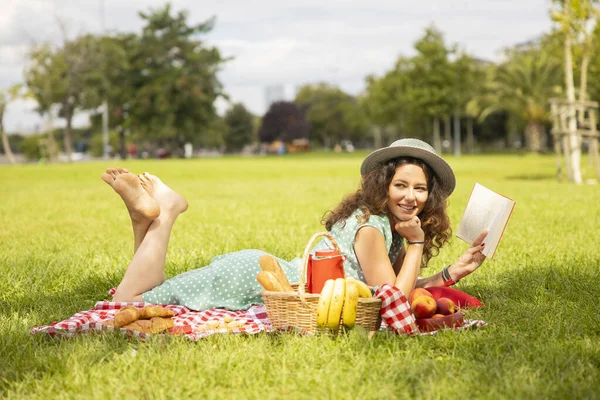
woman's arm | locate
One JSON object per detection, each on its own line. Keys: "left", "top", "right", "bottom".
{"left": 416, "top": 271, "right": 447, "bottom": 288}
{"left": 393, "top": 242, "right": 448, "bottom": 289}
{"left": 355, "top": 224, "right": 424, "bottom": 296}
{"left": 417, "top": 231, "right": 487, "bottom": 288}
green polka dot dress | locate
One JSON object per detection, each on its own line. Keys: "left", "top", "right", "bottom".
{"left": 142, "top": 209, "right": 403, "bottom": 311}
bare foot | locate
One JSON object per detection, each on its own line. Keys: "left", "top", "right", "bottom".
{"left": 138, "top": 172, "right": 188, "bottom": 216}
{"left": 101, "top": 167, "right": 161, "bottom": 231}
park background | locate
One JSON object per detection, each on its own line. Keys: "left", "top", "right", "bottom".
{"left": 1, "top": 1, "right": 600, "bottom": 399}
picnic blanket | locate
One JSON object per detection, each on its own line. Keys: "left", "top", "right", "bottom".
{"left": 30, "top": 286, "right": 486, "bottom": 340}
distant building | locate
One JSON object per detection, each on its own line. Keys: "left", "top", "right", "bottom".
{"left": 264, "top": 85, "right": 285, "bottom": 109}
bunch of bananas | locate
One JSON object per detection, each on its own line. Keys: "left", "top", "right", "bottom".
{"left": 316, "top": 277, "right": 372, "bottom": 332}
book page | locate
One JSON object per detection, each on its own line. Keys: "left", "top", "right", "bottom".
{"left": 456, "top": 183, "right": 515, "bottom": 259}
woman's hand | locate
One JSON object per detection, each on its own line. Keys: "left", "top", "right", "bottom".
{"left": 449, "top": 231, "right": 487, "bottom": 280}
{"left": 393, "top": 216, "right": 425, "bottom": 243}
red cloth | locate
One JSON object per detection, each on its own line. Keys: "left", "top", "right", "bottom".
{"left": 374, "top": 284, "right": 486, "bottom": 335}
{"left": 426, "top": 287, "right": 484, "bottom": 308}
{"left": 374, "top": 284, "right": 419, "bottom": 335}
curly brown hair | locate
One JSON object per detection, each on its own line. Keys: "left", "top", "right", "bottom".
{"left": 322, "top": 157, "right": 452, "bottom": 267}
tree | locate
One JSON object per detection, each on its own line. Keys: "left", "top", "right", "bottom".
{"left": 0, "top": 84, "right": 26, "bottom": 164}
{"left": 199, "top": 116, "right": 226, "bottom": 149}
{"left": 126, "top": 4, "right": 227, "bottom": 150}
{"left": 223, "top": 103, "right": 254, "bottom": 152}
{"left": 258, "top": 101, "right": 309, "bottom": 144}
{"left": 472, "top": 48, "right": 562, "bottom": 152}
{"left": 551, "top": 0, "right": 600, "bottom": 182}
{"left": 450, "top": 53, "right": 489, "bottom": 154}
{"left": 295, "top": 83, "right": 368, "bottom": 148}
{"left": 362, "top": 26, "right": 455, "bottom": 153}
{"left": 24, "top": 33, "right": 102, "bottom": 162}
{"left": 409, "top": 26, "right": 455, "bottom": 154}
{"left": 90, "top": 33, "right": 138, "bottom": 159}
{"left": 84, "top": 33, "right": 142, "bottom": 159}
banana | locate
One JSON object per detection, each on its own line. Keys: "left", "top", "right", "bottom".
{"left": 346, "top": 276, "right": 372, "bottom": 298}
{"left": 326, "top": 278, "right": 346, "bottom": 332}
{"left": 316, "top": 279, "right": 335, "bottom": 329}
{"left": 342, "top": 278, "right": 359, "bottom": 330}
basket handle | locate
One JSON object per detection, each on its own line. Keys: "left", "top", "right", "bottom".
{"left": 297, "top": 232, "right": 342, "bottom": 305}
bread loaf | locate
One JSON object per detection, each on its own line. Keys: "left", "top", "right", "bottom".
{"left": 148, "top": 317, "right": 174, "bottom": 334}
{"left": 123, "top": 319, "right": 152, "bottom": 332}
{"left": 123, "top": 317, "right": 174, "bottom": 334}
{"left": 102, "top": 319, "right": 116, "bottom": 328}
{"left": 256, "top": 271, "right": 284, "bottom": 292}
{"left": 114, "top": 306, "right": 140, "bottom": 327}
{"left": 139, "top": 305, "right": 175, "bottom": 319}
{"left": 258, "top": 255, "right": 294, "bottom": 292}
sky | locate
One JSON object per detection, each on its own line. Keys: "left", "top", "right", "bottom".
{"left": 1, "top": 0, "right": 554, "bottom": 134}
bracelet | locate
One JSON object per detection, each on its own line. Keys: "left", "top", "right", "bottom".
{"left": 441, "top": 265, "right": 459, "bottom": 286}
{"left": 407, "top": 241, "right": 425, "bottom": 245}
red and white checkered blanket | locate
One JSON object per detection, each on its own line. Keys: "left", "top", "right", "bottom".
{"left": 30, "top": 301, "right": 272, "bottom": 340}
{"left": 30, "top": 285, "right": 486, "bottom": 340}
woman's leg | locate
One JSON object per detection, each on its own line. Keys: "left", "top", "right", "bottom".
{"left": 101, "top": 167, "right": 160, "bottom": 252}
{"left": 111, "top": 173, "right": 188, "bottom": 302}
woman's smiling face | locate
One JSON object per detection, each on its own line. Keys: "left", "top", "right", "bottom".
{"left": 387, "top": 163, "right": 429, "bottom": 222}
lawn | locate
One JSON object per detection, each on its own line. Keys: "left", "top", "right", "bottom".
{"left": 1, "top": 152, "right": 599, "bottom": 399}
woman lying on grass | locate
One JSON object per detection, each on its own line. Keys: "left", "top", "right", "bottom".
{"left": 104, "top": 138, "right": 487, "bottom": 309}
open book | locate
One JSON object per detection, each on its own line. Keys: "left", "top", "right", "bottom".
{"left": 456, "top": 183, "right": 515, "bottom": 259}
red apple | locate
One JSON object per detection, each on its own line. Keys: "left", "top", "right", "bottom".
{"left": 431, "top": 314, "right": 445, "bottom": 318}
{"left": 408, "top": 288, "right": 433, "bottom": 305}
{"left": 435, "top": 297, "right": 456, "bottom": 315}
{"left": 411, "top": 296, "right": 437, "bottom": 319}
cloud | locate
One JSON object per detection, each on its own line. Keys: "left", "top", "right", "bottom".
{"left": 1, "top": 0, "right": 554, "bottom": 133}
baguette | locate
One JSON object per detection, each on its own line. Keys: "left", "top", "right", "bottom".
{"left": 139, "top": 305, "right": 175, "bottom": 319}
{"left": 148, "top": 317, "right": 174, "bottom": 334}
{"left": 258, "top": 255, "right": 294, "bottom": 292}
{"left": 256, "top": 271, "right": 284, "bottom": 292}
{"left": 114, "top": 306, "right": 140, "bottom": 327}
{"left": 123, "top": 319, "right": 152, "bottom": 332}
{"left": 102, "top": 319, "right": 116, "bottom": 328}
{"left": 123, "top": 317, "right": 174, "bottom": 334}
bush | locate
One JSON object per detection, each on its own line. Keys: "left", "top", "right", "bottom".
{"left": 19, "top": 135, "right": 42, "bottom": 160}
{"left": 89, "top": 131, "right": 120, "bottom": 157}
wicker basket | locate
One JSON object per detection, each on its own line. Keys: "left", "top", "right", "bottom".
{"left": 261, "top": 232, "right": 382, "bottom": 334}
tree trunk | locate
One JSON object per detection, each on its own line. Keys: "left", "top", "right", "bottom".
{"left": 564, "top": 0, "right": 582, "bottom": 183}
{"left": 373, "top": 125, "right": 382, "bottom": 149}
{"left": 102, "top": 99, "right": 110, "bottom": 159}
{"left": 0, "top": 112, "right": 16, "bottom": 164}
{"left": 64, "top": 107, "right": 73, "bottom": 162}
{"left": 525, "top": 121, "right": 544, "bottom": 153}
{"left": 453, "top": 110, "right": 461, "bottom": 157}
{"left": 579, "top": 53, "right": 590, "bottom": 105}
{"left": 46, "top": 112, "right": 58, "bottom": 162}
{"left": 466, "top": 117, "right": 474, "bottom": 154}
{"left": 119, "top": 129, "right": 127, "bottom": 160}
{"left": 443, "top": 115, "right": 451, "bottom": 153}
{"left": 578, "top": 36, "right": 592, "bottom": 125}
{"left": 579, "top": 32, "right": 593, "bottom": 105}
{"left": 432, "top": 117, "right": 442, "bottom": 154}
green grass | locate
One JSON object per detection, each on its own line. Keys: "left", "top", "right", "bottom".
{"left": 1, "top": 153, "right": 599, "bottom": 399}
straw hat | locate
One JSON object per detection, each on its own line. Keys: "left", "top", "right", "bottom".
{"left": 360, "top": 138, "right": 456, "bottom": 196}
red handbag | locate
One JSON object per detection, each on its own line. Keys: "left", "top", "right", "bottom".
{"left": 305, "top": 233, "right": 346, "bottom": 294}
